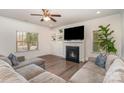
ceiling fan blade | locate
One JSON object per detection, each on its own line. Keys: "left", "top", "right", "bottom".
{"left": 30, "top": 14, "right": 43, "bottom": 16}
{"left": 50, "top": 17, "right": 56, "bottom": 22}
{"left": 51, "top": 14, "right": 61, "bottom": 17}
{"left": 40, "top": 19, "right": 44, "bottom": 21}
{"left": 42, "top": 9, "right": 46, "bottom": 12}
{"left": 42, "top": 9, "right": 49, "bottom": 16}
{"left": 42, "top": 9, "right": 49, "bottom": 12}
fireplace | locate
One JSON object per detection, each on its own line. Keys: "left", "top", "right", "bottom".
{"left": 66, "top": 46, "right": 79, "bottom": 63}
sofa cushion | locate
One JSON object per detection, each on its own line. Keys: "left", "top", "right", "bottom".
{"left": 0, "top": 60, "right": 28, "bottom": 83}
{"left": 29, "top": 72, "right": 66, "bottom": 83}
{"left": 0, "top": 59, "right": 13, "bottom": 69}
{"left": 16, "top": 64, "right": 45, "bottom": 80}
{"left": 0, "top": 56, "right": 12, "bottom": 66}
{"left": 69, "top": 62, "right": 105, "bottom": 83}
{"left": 105, "top": 55, "right": 118, "bottom": 71}
{"left": 13, "top": 58, "right": 45, "bottom": 69}
{"left": 69, "top": 68, "right": 105, "bottom": 83}
{"left": 103, "top": 58, "right": 124, "bottom": 83}
{"left": 83, "top": 62, "right": 106, "bottom": 75}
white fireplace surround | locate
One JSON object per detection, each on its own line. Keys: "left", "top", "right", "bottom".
{"left": 63, "top": 40, "right": 85, "bottom": 62}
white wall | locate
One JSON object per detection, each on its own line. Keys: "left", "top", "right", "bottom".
{"left": 83, "top": 14, "right": 121, "bottom": 58}
{"left": 0, "top": 14, "right": 122, "bottom": 60}
{"left": 0, "top": 16, "right": 52, "bottom": 59}
{"left": 121, "top": 12, "right": 124, "bottom": 58}
{"left": 49, "top": 29, "right": 64, "bottom": 57}
{"left": 51, "top": 14, "right": 122, "bottom": 59}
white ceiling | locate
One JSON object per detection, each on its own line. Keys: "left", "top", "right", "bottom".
{"left": 0, "top": 9, "right": 123, "bottom": 28}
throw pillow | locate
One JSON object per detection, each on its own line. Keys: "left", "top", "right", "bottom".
{"left": 95, "top": 53, "right": 107, "bottom": 68}
{"left": 0, "top": 56, "right": 12, "bottom": 66}
{"left": 8, "top": 53, "right": 19, "bottom": 66}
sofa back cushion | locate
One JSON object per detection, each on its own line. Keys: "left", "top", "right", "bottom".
{"left": 0, "top": 59, "right": 28, "bottom": 83}
{"left": 0, "top": 56, "right": 12, "bottom": 66}
{"left": 0, "top": 59, "right": 13, "bottom": 68}
{"left": 105, "top": 55, "right": 118, "bottom": 71}
{"left": 103, "top": 58, "right": 124, "bottom": 83}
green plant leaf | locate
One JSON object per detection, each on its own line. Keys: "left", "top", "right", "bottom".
{"left": 96, "top": 24, "right": 117, "bottom": 54}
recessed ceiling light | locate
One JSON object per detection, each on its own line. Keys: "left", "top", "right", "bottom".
{"left": 96, "top": 11, "right": 101, "bottom": 14}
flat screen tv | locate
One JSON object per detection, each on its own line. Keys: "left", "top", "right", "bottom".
{"left": 64, "top": 26, "right": 84, "bottom": 40}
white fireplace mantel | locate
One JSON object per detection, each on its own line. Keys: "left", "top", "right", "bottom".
{"left": 63, "top": 41, "right": 85, "bottom": 62}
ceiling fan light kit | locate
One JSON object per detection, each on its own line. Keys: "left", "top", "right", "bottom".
{"left": 43, "top": 16, "right": 51, "bottom": 21}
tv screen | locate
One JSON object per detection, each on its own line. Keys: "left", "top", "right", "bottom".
{"left": 64, "top": 26, "right": 84, "bottom": 40}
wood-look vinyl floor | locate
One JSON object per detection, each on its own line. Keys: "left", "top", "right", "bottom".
{"left": 39, "top": 55, "right": 86, "bottom": 81}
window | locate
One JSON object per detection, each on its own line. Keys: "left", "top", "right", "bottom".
{"left": 93, "top": 31, "right": 101, "bottom": 52}
{"left": 16, "top": 32, "right": 38, "bottom": 52}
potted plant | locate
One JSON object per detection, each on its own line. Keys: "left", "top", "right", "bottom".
{"left": 97, "top": 24, "right": 117, "bottom": 55}
{"left": 95, "top": 24, "right": 117, "bottom": 68}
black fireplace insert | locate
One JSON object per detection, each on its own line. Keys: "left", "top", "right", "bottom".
{"left": 66, "top": 46, "right": 79, "bottom": 63}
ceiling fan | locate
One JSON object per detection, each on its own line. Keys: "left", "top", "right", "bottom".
{"left": 30, "top": 9, "right": 61, "bottom": 22}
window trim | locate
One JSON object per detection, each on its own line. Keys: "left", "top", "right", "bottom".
{"left": 16, "top": 31, "right": 39, "bottom": 52}
{"left": 92, "top": 30, "right": 101, "bottom": 53}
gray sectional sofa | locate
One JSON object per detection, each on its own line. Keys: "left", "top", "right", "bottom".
{"left": 0, "top": 55, "right": 45, "bottom": 69}
{"left": 0, "top": 54, "right": 124, "bottom": 83}
{"left": 0, "top": 55, "right": 66, "bottom": 83}
{"left": 0, "top": 60, "right": 66, "bottom": 83}
{"left": 69, "top": 55, "right": 124, "bottom": 83}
